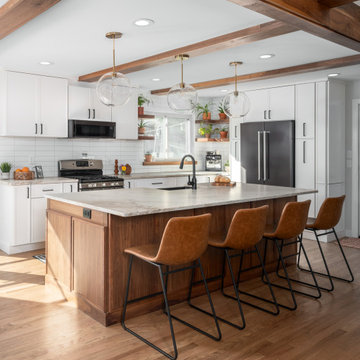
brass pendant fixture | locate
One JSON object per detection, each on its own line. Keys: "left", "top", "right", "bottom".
{"left": 222, "top": 61, "right": 250, "bottom": 118}
{"left": 167, "top": 54, "right": 198, "bottom": 112}
{"left": 96, "top": 32, "right": 132, "bottom": 107}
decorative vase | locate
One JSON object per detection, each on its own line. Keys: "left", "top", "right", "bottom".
{"left": 138, "top": 127, "right": 145, "bottom": 135}
{"left": 144, "top": 154, "right": 152, "bottom": 162}
{"left": 1, "top": 172, "right": 10, "bottom": 180}
{"left": 202, "top": 113, "right": 207, "bottom": 120}
{"left": 125, "top": 164, "right": 132, "bottom": 175}
{"left": 220, "top": 131, "right": 228, "bottom": 140}
{"left": 207, "top": 112, "right": 211, "bottom": 120}
{"left": 138, "top": 107, "right": 144, "bottom": 116}
{"left": 219, "top": 113, "right": 227, "bottom": 120}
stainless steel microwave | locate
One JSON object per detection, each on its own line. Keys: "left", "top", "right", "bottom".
{"left": 68, "top": 120, "right": 116, "bottom": 138}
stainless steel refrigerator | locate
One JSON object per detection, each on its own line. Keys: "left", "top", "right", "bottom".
{"left": 240, "top": 120, "right": 295, "bottom": 187}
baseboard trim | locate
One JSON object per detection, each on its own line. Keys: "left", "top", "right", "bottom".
{"left": 5, "top": 242, "right": 45, "bottom": 255}
{"left": 303, "top": 229, "right": 345, "bottom": 243}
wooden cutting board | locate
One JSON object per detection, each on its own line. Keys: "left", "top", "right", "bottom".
{"left": 211, "top": 181, "right": 236, "bottom": 187}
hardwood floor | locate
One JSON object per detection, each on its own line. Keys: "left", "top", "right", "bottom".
{"left": 0, "top": 240, "right": 359, "bottom": 360}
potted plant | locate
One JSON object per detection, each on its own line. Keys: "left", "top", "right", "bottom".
{"left": 217, "top": 104, "right": 228, "bottom": 120}
{"left": 219, "top": 126, "right": 229, "bottom": 140}
{"left": 144, "top": 151, "right": 152, "bottom": 162}
{"left": 193, "top": 102, "right": 211, "bottom": 120}
{"left": 0, "top": 162, "right": 11, "bottom": 179}
{"left": 138, "top": 118, "right": 147, "bottom": 135}
{"left": 224, "top": 160, "right": 230, "bottom": 173}
{"left": 138, "top": 95, "right": 150, "bottom": 116}
{"left": 198, "top": 123, "right": 213, "bottom": 139}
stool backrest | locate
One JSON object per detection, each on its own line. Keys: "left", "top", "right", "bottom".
{"left": 312, "top": 195, "right": 345, "bottom": 230}
{"left": 272, "top": 200, "right": 311, "bottom": 240}
{"left": 155, "top": 213, "right": 211, "bottom": 266}
{"left": 223, "top": 205, "right": 269, "bottom": 250}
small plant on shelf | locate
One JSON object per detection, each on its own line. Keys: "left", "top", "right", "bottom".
{"left": 138, "top": 118, "right": 147, "bottom": 135}
{"left": 198, "top": 123, "right": 213, "bottom": 139}
{"left": 217, "top": 103, "right": 229, "bottom": 120}
{"left": 219, "top": 126, "right": 229, "bottom": 140}
{"left": 144, "top": 151, "right": 153, "bottom": 162}
{"left": 0, "top": 162, "right": 11, "bottom": 180}
{"left": 192, "top": 102, "right": 212, "bottom": 120}
{"left": 224, "top": 160, "right": 230, "bottom": 173}
{"left": 138, "top": 95, "right": 150, "bottom": 116}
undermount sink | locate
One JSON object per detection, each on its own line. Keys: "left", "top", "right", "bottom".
{"left": 159, "top": 186, "right": 193, "bottom": 191}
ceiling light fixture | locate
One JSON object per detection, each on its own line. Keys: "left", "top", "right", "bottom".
{"left": 222, "top": 61, "right": 250, "bottom": 119}
{"left": 152, "top": 78, "right": 160, "bottom": 82}
{"left": 167, "top": 54, "right": 197, "bottom": 112}
{"left": 328, "top": 73, "right": 340, "bottom": 77}
{"left": 96, "top": 32, "right": 133, "bottom": 107}
{"left": 259, "top": 54, "right": 274, "bottom": 59}
{"left": 39, "top": 61, "right": 53, "bottom": 65}
{"left": 220, "top": 89, "right": 228, "bottom": 93}
{"left": 134, "top": 18, "right": 155, "bottom": 27}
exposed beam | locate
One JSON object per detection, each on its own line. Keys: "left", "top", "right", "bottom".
{"left": 318, "top": 0, "right": 356, "bottom": 8}
{"left": 0, "top": 0, "right": 61, "bottom": 40}
{"left": 78, "top": 21, "right": 296, "bottom": 82}
{"left": 151, "top": 54, "right": 360, "bottom": 95}
{"left": 229, "top": 0, "right": 360, "bottom": 51}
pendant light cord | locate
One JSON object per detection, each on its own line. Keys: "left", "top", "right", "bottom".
{"left": 112, "top": 35, "right": 116, "bottom": 76}
{"left": 234, "top": 63, "right": 238, "bottom": 96}
{"left": 180, "top": 55, "right": 184, "bottom": 89}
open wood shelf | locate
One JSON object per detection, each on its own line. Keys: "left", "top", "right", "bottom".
{"left": 138, "top": 114, "right": 155, "bottom": 119}
{"left": 138, "top": 135, "right": 155, "bottom": 140}
{"left": 143, "top": 160, "right": 198, "bottom": 166}
{"left": 195, "top": 118, "right": 229, "bottom": 124}
{"left": 196, "top": 138, "right": 229, "bottom": 142}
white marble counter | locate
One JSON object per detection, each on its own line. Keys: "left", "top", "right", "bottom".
{"left": 0, "top": 177, "right": 78, "bottom": 186}
{"left": 111, "top": 171, "right": 227, "bottom": 180}
{"left": 45, "top": 183, "right": 316, "bottom": 217}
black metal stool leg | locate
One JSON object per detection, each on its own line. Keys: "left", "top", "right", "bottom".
{"left": 122, "top": 258, "right": 178, "bottom": 360}
{"left": 333, "top": 229, "right": 354, "bottom": 282}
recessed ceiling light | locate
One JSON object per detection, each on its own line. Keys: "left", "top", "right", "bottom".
{"left": 220, "top": 89, "right": 228, "bottom": 93}
{"left": 39, "top": 61, "right": 53, "bottom": 65}
{"left": 259, "top": 54, "right": 274, "bottom": 59}
{"left": 328, "top": 73, "right": 340, "bottom": 77}
{"left": 133, "top": 18, "right": 155, "bottom": 27}
{"left": 152, "top": 78, "right": 160, "bottom": 82}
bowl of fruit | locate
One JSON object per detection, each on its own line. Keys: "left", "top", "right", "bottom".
{"left": 14, "top": 167, "right": 35, "bottom": 180}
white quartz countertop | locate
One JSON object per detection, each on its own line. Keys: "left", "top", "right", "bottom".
{"left": 0, "top": 177, "right": 78, "bottom": 186}
{"left": 111, "top": 171, "right": 227, "bottom": 180}
{"left": 45, "top": 183, "right": 317, "bottom": 217}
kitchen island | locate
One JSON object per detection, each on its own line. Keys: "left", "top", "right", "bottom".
{"left": 45, "top": 183, "right": 316, "bottom": 326}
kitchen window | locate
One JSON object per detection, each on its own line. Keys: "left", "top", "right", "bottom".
{"left": 145, "top": 115, "right": 192, "bottom": 161}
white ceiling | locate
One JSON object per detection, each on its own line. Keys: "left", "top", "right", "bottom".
{"left": 0, "top": 0, "right": 359, "bottom": 93}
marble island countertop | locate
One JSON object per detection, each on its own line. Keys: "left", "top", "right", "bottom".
{"left": 45, "top": 183, "right": 317, "bottom": 217}
{"left": 0, "top": 177, "right": 78, "bottom": 186}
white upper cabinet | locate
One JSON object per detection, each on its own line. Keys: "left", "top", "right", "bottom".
{"left": 295, "top": 83, "right": 315, "bottom": 139}
{"left": 0, "top": 71, "right": 68, "bottom": 137}
{"left": 111, "top": 93, "right": 138, "bottom": 140}
{"left": 244, "top": 85, "right": 294, "bottom": 122}
{"left": 68, "top": 85, "right": 111, "bottom": 122}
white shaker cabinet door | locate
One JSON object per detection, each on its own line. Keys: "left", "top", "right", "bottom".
{"left": 6, "top": 72, "right": 38, "bottom": 136}
{"left": 69, "top": 86, "right": 91, "bottom": 120}
{"left": 40, "top": 76, "right": 68, "bottom": 137}
{"left": 31, "top": 197, "right": 47, "bottom": 243}
{"left": 268, "top": 85, "right": 295, "bottom": 121}
{"left": 295, "top": 83, "right": 315, "bottom": 139}
{"left": 63, "top": 182, "right": 78, "bottom": 193}
{"left": 89, "top": 88, "right": 112, "bottom": 121}
{"left": 13, "top": 186, "right": 31, "bottom": 246}
{"left": 244, "top": 89, "right": 269, "bottom": 122}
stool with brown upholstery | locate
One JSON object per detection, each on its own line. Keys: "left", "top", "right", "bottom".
{"left": 263, "top": 200, "right": 321, "bottom": 311}
{"left": 188, "top": 205, "right": 279, "bottom": 331}
{"left": 122, "top": 213, "right": 221, "bottom": 360}
{"left": 297, "top": 195, "right": 354, "bottom": 291}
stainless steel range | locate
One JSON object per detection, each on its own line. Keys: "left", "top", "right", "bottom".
{"left": 58, "top": 159, "right": 123, "bottom": 191}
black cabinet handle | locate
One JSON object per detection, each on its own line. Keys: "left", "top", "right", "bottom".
{"left": 27, "top": 187, "right": 30, "bottom": 199}
{"left": 268, "top": 110, "right": 271, "bottom": 119}
{"left": 303, "top": 141, "right": 306, "bottom": 164}
{"left": 35, "top": 123, "right": 38, "bottom": 134}
{"left": 70, "top": 184, "right": 73, "bottom": 192}
{"left": 264, "top": 110, "right": 267, "bottom": 120}
{"left": 303, "top": 123, "right": 306, "bottom": 137}
{"left": 93, "top": 109, "right": 95, "bottom": 119}
{"left": 40, "top": 123, "right": 43, "bottom": 135}
{"left": 88, "top": 109, "right": 90, "bottom": 119}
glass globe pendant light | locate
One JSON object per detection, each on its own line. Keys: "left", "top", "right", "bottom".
{"left": 222, "top": 61, "right": 250, "bottom": 118}
{"left": 167, "top": 54, "right": 198, "bottom": 112}
{"left": 96, "top": 32, "right": 132, "bottom": 107}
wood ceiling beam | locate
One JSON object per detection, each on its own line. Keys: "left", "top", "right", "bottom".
{"left": 229, "top": 0, "right": 360, "bottom": 51}
{"left": 0, "top": 0, "right": 61, "bottom": 40}
{"left": 151, "top": 54, "right": 360, "bottom": 95}
{"left": 78, "top": 20, "right": 296, "bottom": 82}
{"left": 318, "top": 0, "right": 356, "bottom": 8}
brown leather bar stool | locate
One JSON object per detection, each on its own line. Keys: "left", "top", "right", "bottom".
{"left": 263, "top": 200, "right": 321, "bottom": 311}
{"left": 122, "top": 214, "right": 221, "bottom": 360}
{"left": 297, "top": 195, "right": 354, "bottom": 291}
{"left": 188, "top": 205, "right": 279, "bottom": 331}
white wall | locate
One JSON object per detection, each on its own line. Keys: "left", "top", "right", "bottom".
{"left": 345, "top": 80, "right": 360, "bottom": 236}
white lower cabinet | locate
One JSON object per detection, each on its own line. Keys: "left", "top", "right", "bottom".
{"left": 63, "top": 182, "right": 78, "bottom": 193}
{"left": 31, "top": 197, "right": 47, "bottom": 244}
{"left": 134, "top": 177, "right": 177, "bottom": 189}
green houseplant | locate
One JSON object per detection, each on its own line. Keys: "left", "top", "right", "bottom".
{"left": 138, "top": 118, "right": 147, "bottom": 135}
{"left": 138, "top": 95, "right": 150, "bottom": 116}
{"left": 217, "top": 103, "right": 229, "bottom": 120}
{"left": 144, "top": 151, "right": 152, "bottom": 162}
{"left": 219, "top": 126, "right": 229, "bottom": 140}
{"left": 224, "top": 160, "right": 230, "bottom": 173}
{"left": 193, "top": 102, "right": 212, "bottom": 120}
{"left": 0, "top": 162, "right": 11, "bottom": 179}
{"left": 198, "top": 123, "right": 213, "bottom": 139}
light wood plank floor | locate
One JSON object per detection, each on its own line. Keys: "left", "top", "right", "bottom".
{"left": 0, "top": 240, "right": 359, "bottom": 360}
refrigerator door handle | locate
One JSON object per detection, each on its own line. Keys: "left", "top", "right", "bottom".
{"left": 263, "top": 131, "right": 269, "bottom": 181}
{"left": 257, "top": 131, "right": 262, "bottom": 180}
{"left": 303, "top": 140, "right": 306, "bottom": 164}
